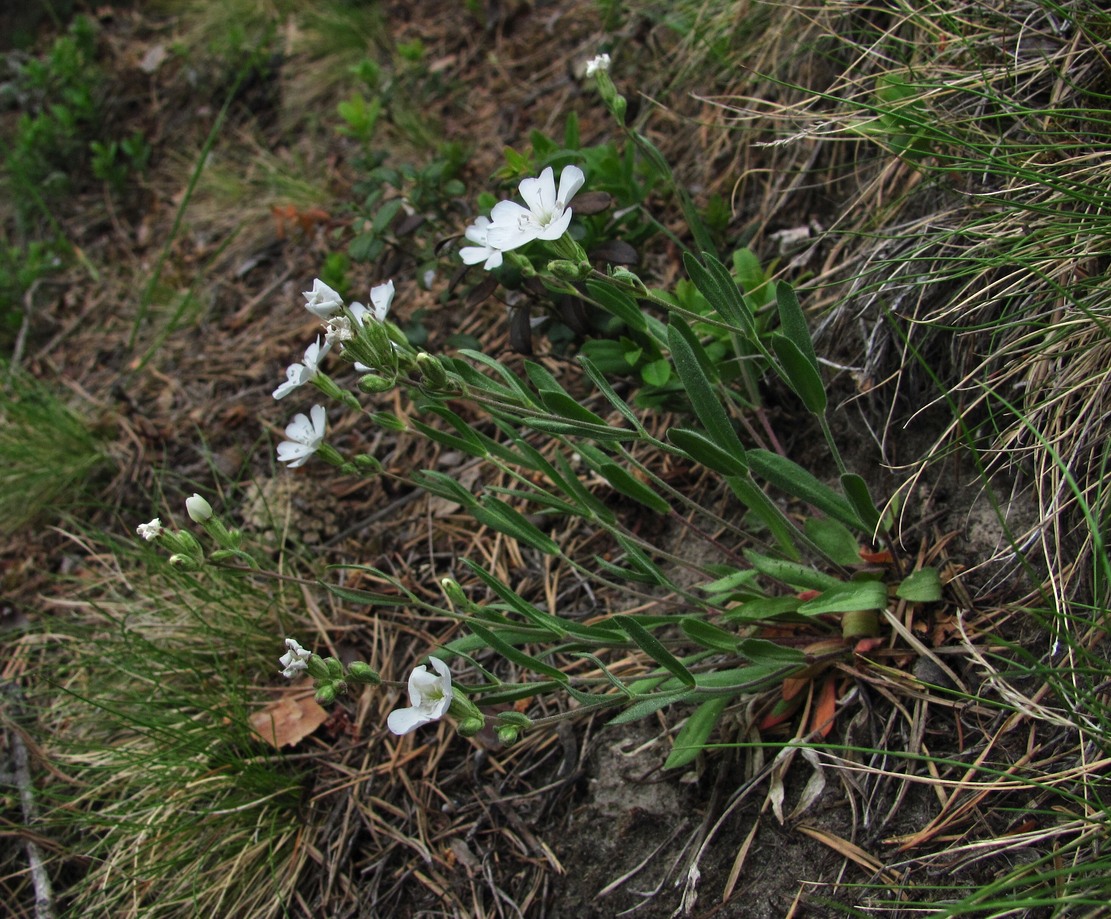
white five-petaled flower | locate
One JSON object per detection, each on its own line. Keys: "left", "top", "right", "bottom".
{"left": 136, "top": 518, "right": 163, "bottom": 541}
{"left": 459, "top": 215, "right": 504, "bottom": 270}
{"left": 276, "top": 404, "right": 327, "bottom": 468}
{"left": 303, "top": 279, "right": 345, "bottom": 319}
{"left": 279, "top": 638, "right": 312, "bottom": 679}
{"left": 387, "top": 658, "right": 453, "bottom": 736}
{"left": 273, "top": 336, "right": 331, "bottom": 400}
{"left": 586, "top": 53, "right": 611, "bottom": 76}
{"left": 185, "top": 493, "right": 212, "bottom": 523}
{"left": 485, "top": 164, "right": 585, "bottom": 253}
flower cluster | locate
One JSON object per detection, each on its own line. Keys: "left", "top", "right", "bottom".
{"left": 460, "top": 164, "right": 585, "bottom": 271}
{"left": 271, "top": 278, "right": 398, "bottom": 469}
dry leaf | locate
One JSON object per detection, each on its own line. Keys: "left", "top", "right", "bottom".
{"left": 249, "top": 693, "right": 329, "bottom": 748}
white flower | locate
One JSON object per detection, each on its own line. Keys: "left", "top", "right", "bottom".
{"left": 273, "top": 336, "right": 331, "bottom": 400}
{"left": 459, "top": 215, "right": 504, "bottom": 270}
{"left": 279, "top": 638, "right": 311, "bottom": 679}
{"left": 136, "top": 518, "right": 163, "bottom": 541}
{"left": 303, "top": 279, "right": 345, "bottom": 319}
{"left": 486, "top": 164, "right": 585, "bottom": 253}
{"left": 387, "top": 658, "right": 453, "bottom": 735}
{"left": 276, "top": 404, "right": 326, "bottom": 468}
{"left": 586, "top": 53, "right": 611, "bottom": 76}
{"left": 348, "top": 280, "right": 395, "bottom": 326}
{"left": 185, "top": 493, "right": 212, "bottom": 522}
{"left": 323, "top": 315, "right": 353, "bottom": 346}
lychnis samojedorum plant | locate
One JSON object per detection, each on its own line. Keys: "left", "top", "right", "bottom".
{"left": 140, "top": 56, "right": 943, "bottom": 769}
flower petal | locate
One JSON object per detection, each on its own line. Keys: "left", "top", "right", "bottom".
{"left": 519, "top": 166, "right": 556, "bottom": 217}
{"left": 369, "top": 280, "right": 395, "bottom": 321}
{"left": 557, "top": 165, "right": 585, "bottom": 207}
{"left": 387, "top": 706, "right": 433, "bottom": 735}
{"left": 309, "top": 404, "right": 327, "bottom": 439}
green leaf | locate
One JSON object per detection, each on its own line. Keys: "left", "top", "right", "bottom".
{"left": 746, "top": 551, "right": 842, "bottom": 591}
{"left": 641, "top": 358, "right": 672, "bottom": 387}
{"left": 596, "top": 462, "right": 670, "bottom": 513}
{"left": 722, "top": 596, "right": 803, "bottom": 622}
{"left": 579, "top": 355, "right": 643, "bottom": 429}
{"left": 522, "top": 416, "right": 636, "bottom": 441}
{"left": 748, "top": 449, "right": 862, "bottom": 530}
{"left": 775, "top": 283, "right": 819, "bottom": 372}
{"left": 607, "top": 689, "right": 696, "bottom": 725}
{"left": 736, "top": 638, "right": 807, "bottom": 664}
{"left": 804, "top": 517, "right": 863, "bottom": 566}
{"left": 699, "top": 567, "right": 760, "bottom": 596}
{"left": 464, "top": 622, "right": 569, "bottom": 683}
{"left": 896, "top": 568, "right": 943, "bottom": 603}
{"left": 585, "top": 280, "right": 649, "bottom": 333}
{"left": 841, "top": 473, "right": 882, "bottom": 533}
{"left": 667, "top": 427, "right": 749, "bottom": 476}
{"left": 536, "top": 389, "right": 611, "bottom": 426}
{"left": 680, "top": 617, "right": 739, "bottom": 653}
{"left": 797, "top": 580, "right": 888, "bottom": 615}
{"left": 472, "top": 497, "right": 560, "bottom": 555}
{"left": 667, "top": 318, "right": 747, "bottom": 461}
{"left": 614, "top": 615, "right": 696, "bottom": 687}
{"left": 771, "top": 334, "right": 827, "bottom": 414}
{"left": 682, "top": 252, "right": 752, "bottom": 336}
{"left": 664, "top": 696, "right": 729, "bottom": 769}
{"left": 726, "top": 475, "right": 801, "bottom": 560}
{"left": 411, "top": 469, "right": 478, "bottom": 507}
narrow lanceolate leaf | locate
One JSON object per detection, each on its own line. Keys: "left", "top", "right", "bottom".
{"left": 682, "top": 252, "right": 753, "bottom": 336}
{"left": 464, "top": 622, "right": 569, "bottom": 683}
{"left": 841, "top": 472, "right": 882, "bottom": 534}
{"left": 736, "top": 638, "right": 808, "bottom": 665}
{"left": 804, "top": 517, "right": 864, "bottom": 566}
{"left": 726, "top": 475, "right": 801, "bottom": 560}
{"left": 745, "top": 551, "right": 842, "bottom": 591}
{"left": 596, "top": 462, "right": 670, "bottom": 514}
{"left": 522, "top": 416, "right": 636, "bottom": 441}
{"left": 471, "top": 497, "right": 560, "bottom": 555}
{"left": 614, "top": 614, "right": 696, "bottom": 687}
{"left": 748, "top": 449, "right": 862, "bottom": 531}
{"left": 667, "top": 318, "right": 747, "bottom": 462}
{"left": 667, "top": 427, "right": 749, "bottom": 476}
{"left": 579, "top": 355, "right": 643, "bottom": 429}
{"left": 896, "top": 567, "right": 943, "bottom": 602}
{"left": 680, "top": 617, "right": 739, "bottom": 653}
{"left": 775, "top": 283, "right": 819, "bottom": 372}
{"left": 771, "top": 334, "right": 827, "bottom": 414}
{"left": 536, "top": 389, "right": 611, "bottom": 426}
{"left": 585, "top": 280, "right": 649, "bottom": 333}
{"left": 664, "top": 696, "right": 730, "bottom": 770}
{"left": 797, "top": 580, "right": 888, "bottom": 615}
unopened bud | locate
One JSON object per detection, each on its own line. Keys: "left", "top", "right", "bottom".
{"left": 358, "top": 374, "right": 395, "bottom": 393}
{"left": 347, "top": 661, "right": 380, "bottom": 684}
{"left": 185, "top": 493, "right": 213, "bottom": 523}
{"left": 456, "top": 716, "right": 486, "bottom": 737}
{"left": 496, "top": 725, "right": 520, "bottom": 746}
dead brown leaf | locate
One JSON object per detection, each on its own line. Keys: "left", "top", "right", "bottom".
{"left": 249, "top": 691, "right": 329, "bottom": 748}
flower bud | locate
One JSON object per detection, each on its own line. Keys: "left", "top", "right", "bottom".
{"left": 324, "top": 657, "right": 345, "bottom": 680}
{"left": 440, "top": 577, "right": 467, "bottom": 609}
{"left": 415, "top": 352, "right": 449, "bottom": 389}
{"left": 352, "top": 454, "right": 381, "bottom": 473}
{"left": 347, "top": 661, "right": 380, "bottom": 684}
{"left": 547, "top": 259, "right": 590, "bottom": 282}
{"left": 314, "top": 684, "right": 337, "bottom": 705}
{"left": 185, "top": 493, "right": 212, "bottom": 523}
{"left": 306, "top": 656, "right": 331, "bottom": 681}
{"left": 456, "top": 716, "right": 486, "bottom": 737}
{"left": 358, "top": 374, "right": 395, "bottom": 393}
{"left": 496, "top": 711, "right": 533, "bottom": 729}
{"left": 496, "top": 724, "right": 520, "bottom": 746}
